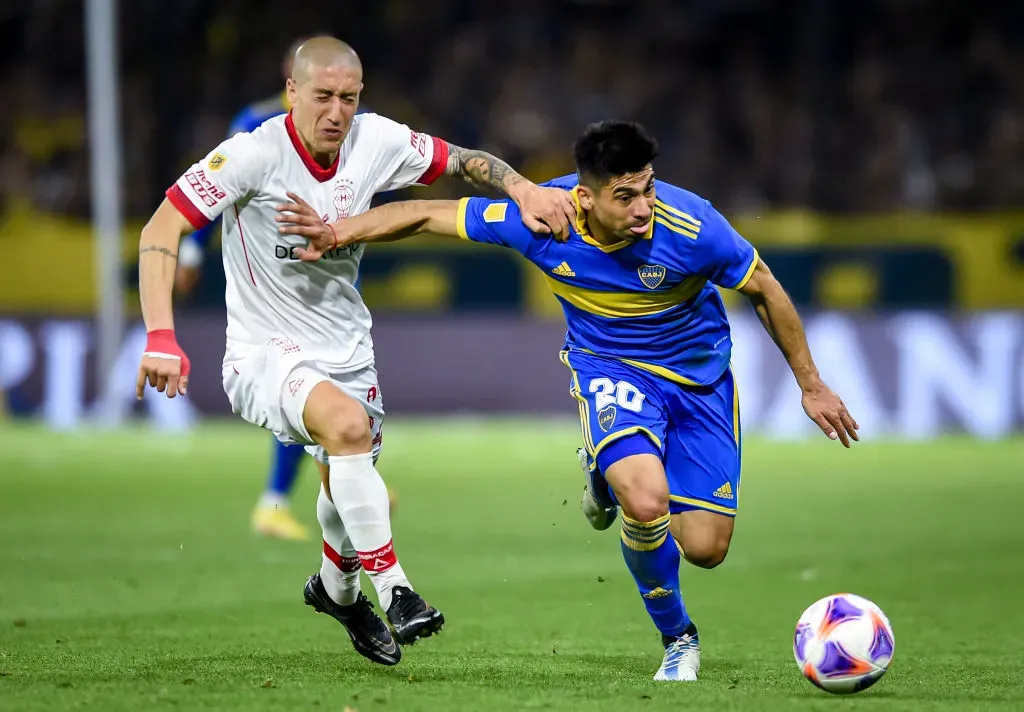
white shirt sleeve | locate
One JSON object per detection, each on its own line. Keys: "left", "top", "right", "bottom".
{"left": 165, "top": 133, "right": 266, "bottom": 229}
{"left": 368, "top": 114, "right": 449, "bottom": 192}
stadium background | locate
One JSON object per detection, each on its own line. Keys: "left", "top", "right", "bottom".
{"left": 1, "top": 2, "right": 1023, "bottom": 711}
{"left": 1, "top": 0, "right": 1023, "bottom": 436}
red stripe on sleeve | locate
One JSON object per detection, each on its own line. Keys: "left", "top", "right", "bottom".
{"left": 416, "top": 136, "right": 449, "bottom": 186}
{"left": 165, "top": 184, "right": 210, "bottom": 230}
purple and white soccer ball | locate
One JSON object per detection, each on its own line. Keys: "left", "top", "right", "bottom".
{"left": 793, "top": 593, "right": 895, "bottom": 694}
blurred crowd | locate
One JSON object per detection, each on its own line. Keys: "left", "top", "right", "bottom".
{"left": 1, "top": 0, "right": 1022, "bottom": 221}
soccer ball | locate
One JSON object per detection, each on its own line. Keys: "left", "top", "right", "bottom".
{"left": 793, "top": 593, "right": 895, "bottom": 694}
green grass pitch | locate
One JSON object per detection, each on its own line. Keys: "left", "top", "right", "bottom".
{"left": 1, "top": 420, "right": 1022, "bottom": 711}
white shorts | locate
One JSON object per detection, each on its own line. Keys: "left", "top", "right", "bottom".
{"left": 222, "top": 337, "right": 385, "bottom": 464}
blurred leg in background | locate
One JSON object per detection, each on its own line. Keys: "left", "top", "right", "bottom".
{"left": 252, "top": 439, "right": 310, "bottom": 540}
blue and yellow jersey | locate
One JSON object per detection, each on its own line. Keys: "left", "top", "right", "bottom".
{"left": 456, "top": 174, "right": 758, "bottom": 387}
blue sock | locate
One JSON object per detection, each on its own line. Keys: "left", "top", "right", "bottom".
{"left": 265, "top": 440, "right": 304, "bottom": 499}
{"left": 620, "top": 513, "right": 690, "bottom": 638}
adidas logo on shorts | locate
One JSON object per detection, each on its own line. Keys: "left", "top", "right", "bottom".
{"left": 712, "top": 482, "right": 734, "bottom": 500}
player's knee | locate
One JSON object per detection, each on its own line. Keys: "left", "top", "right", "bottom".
{"left": 319, "top": 413, "right": 372, "bottom": 455}
{"left": 620, "top": 492, "right": 670, "bottom": 524}
{"left": 681, "top": 535, "right": 731, "bottom": 569}
{"left": 313, "top": 403, "right": 372, "bottom": 456}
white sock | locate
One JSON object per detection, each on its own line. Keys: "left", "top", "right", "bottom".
{"left": 329, "top": 453, "right": 411, "bottom": 611}
{"left": 316, "top": 485, "right": 361, "bottom": 606}
{"left": 259, "top": 491, "right": 289, "bottom": 509}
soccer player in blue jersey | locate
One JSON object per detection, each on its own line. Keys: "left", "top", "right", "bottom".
{"left": 276, "top": 120, "right": 859, "bottom": 680}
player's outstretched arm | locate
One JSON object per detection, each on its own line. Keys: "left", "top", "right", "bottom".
{"left": 136, "top": 199, "right": 196, "bottom": 400}
{"left": 444, "top": 144, "right": 575, "bottom": 241}
{"left": 738, "top": 258, "right": 860, "bottom": 447}
{"left": 275, "top": 193, "right": 460, "bottom": 261}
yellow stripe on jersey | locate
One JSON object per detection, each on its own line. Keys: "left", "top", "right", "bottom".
{"left": 653, "top": 207, "right": 700, "bottom": 238}
{"left": 545, "top": 275, "right": 707, "bottom": 318}
{"left": 618, "top": 358, "right": 702, "bottom": 387}
{"left": 731, "top": 365, "right": 740, "bottom": 447}
{"left": 654, "top": 200, "right": 701, "bottom": 228}
{"left": 654, "top": 216, "right": 699, "bottom": 239}
{"left": 729, "top": 250, "right": 760, "bottom": 290}
{"left": 559, "top": 350, "right": 595, "bottom": 454}
{"left": 455, "top": 197, "right": 471, "bottom": 240}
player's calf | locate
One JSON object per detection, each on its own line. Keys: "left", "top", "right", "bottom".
{"left": 302, "top": 379, "right": 443, "bottom": 635}
{"left": 603, "top": 449, "right": 692, "bottom": 643}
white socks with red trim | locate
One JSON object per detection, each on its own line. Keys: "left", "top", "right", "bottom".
{"left": 328, "top": 453, "right": 411, "bottom": 611}
{"left": 316, "top": 486, "right": 361, "bottom": 606}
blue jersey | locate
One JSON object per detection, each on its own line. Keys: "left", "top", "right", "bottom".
{"left": 456, "top": 174, "right": 758, "bottom": 387}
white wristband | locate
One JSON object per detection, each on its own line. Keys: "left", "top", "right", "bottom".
{"left": 143, "top": 351, "right": 181, "bottom": 361}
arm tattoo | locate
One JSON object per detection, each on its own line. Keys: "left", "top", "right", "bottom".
{"left": 139, "top": 245, "right": 178, "bottom": 261}
{"left": 445, "top": 143, "right": 526, "bottom": 197}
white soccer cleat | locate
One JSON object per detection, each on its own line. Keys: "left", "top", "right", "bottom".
{"left": 653, "top": 627, "right": 701, "bottom": 682}
{"left": 578, "top": 448, "right": 618, "bottom": 531}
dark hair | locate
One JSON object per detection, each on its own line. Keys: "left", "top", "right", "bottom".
{"left": 573, "top": 121, "right": 659, "bottom": 186}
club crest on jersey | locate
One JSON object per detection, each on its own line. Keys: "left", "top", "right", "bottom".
{"left": 334, "top": 179, "right": 355, "bottom": 219}
{"left": 598, "top": 405, "right": 617, "bottom": 432}
{"left": 207, "top": 152, "right": 227, "bottom": 171}
{"left": 638, "top": 264, "right": 667, "bottom": 289}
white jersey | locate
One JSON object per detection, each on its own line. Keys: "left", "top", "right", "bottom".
{"left": 166, "top": 112, "right": 448, "bottom": 370}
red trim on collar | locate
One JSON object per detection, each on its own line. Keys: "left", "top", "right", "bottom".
{"left": 285, "top": 111, "right": 340, "bottom": 182}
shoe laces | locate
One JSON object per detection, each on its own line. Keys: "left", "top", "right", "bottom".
{"left": 666, "top": 634, "right": 699, "bottom": 658}
{"left": 390, "top": 587, "right": 426, "bottom": 618}
{"left": 350, "top": 593, "right": 384, "bottom": 624}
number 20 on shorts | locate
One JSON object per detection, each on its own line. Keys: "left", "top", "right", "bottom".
{"left": 589, "top": 378, "right": 646, "bottom": 413}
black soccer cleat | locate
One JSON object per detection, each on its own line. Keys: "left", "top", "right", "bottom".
{"left": 304, "top": 573, "right": 402, "bottom": 666}
{"left": 385, "top": 586, "right": 445, "bottom": 645}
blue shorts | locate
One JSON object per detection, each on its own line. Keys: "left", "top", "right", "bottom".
{"left": 560, "top": 349, "right": 741, "bottom": 517}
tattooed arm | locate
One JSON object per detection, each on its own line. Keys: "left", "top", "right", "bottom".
{"left": 444, "top": 143, "right": 577, "bottom": 240}
{"left": 444, "top": 144, "right": 529, "bottom": 198}
{"left": 138, "top": 199, "right": 195, "bottom": 332}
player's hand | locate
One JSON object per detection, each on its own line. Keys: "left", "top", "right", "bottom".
{"left": 512, "top": 185, "right": 577, "bottom": 242}
{"left": 801, "top": 382, "right": 859, "bottom": 448}
{"left": 275, "top": 192, "right": 337, "bottom": 262}
{"left": 136, "top": 329, "right": 190, "bottom": 400}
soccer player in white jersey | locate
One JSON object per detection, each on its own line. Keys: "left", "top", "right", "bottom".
{"left": 134, "top": 37, "right": 575, "bottom": 666}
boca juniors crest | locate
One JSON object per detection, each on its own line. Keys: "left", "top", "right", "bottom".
{"left": 638, "top": 264, "right": 667, "bottom": 289}
{"left": 597, "top": 405, "right": 617, "bottom": 432}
